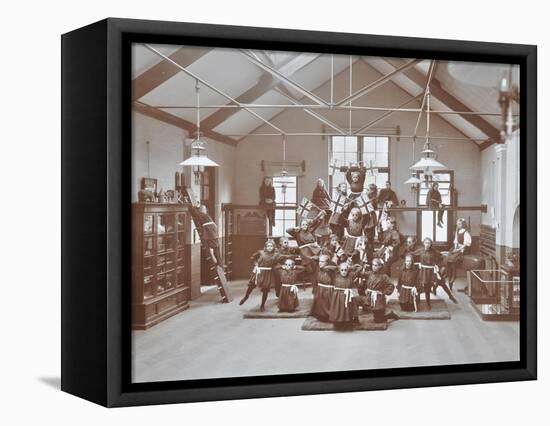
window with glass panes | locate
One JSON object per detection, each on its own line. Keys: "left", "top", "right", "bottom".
{"left": 272, "top": 176, "right": 297, "bottom": 237}
{"left": 329, "top": 136, "right": 390, "bottom": 198}
{"left": 418, "top": 171, "right": 453, "bottom": 243}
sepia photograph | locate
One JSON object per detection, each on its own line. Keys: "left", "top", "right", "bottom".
{"left": 130, "top": 43, "right": 521, "bottom": 384}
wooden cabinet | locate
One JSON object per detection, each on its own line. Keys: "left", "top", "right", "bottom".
{"left": 132, "top": 203, "right": 190, "bottom": 330}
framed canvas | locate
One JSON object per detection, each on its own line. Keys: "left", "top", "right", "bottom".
{"left": 61, "top": 18, "right": 537, "bottom": 407}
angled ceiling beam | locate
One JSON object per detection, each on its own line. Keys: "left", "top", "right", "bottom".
{"left": 132, "top": 46, "right": 209, "bottom": 101}
{"left": 412, "top": 60, "right": 437, "bottom": 137}
{"left": 388, "top": 58, "right": 501, "bottom": 144}
{"left": 354, "top": 94, "right": 423, "bottom": 134}
{"left": 239, "top": 57, "right": 361, "bottom": 142}
{"left": 201, "top": 53, "right": 321, "bottom": 131}
{"left": 275, "top": 86, "right": 347, "bottom": 135}
{"left": 240, "top": 49, "right": 329, "bottom": 106}
{"left": 133, "top": 102, "right": 237, "bottom": 147}
{"left": 144, "top": 44, "right": 287, "bottom": 135}
{"left": 362, "top": 57, "right": 482, "bottom": 149}
{"left": 334, "top": 59, "right": 422, "bottom": 107}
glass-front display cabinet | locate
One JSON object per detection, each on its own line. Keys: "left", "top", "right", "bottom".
{"left": 132, "top": 203, "right": 191, "bottom": 329}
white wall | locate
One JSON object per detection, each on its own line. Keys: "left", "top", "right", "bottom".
{"left": 186, "top": 137, "right": 236, "bottom": 236}
{"left": 235, "top": 60, "right": 482, "bottom": 237}
{"left": 131, "top": 111, "right": 187, "bottom": 201}
{"left": 131, "top": 113, "right": 236, "bottom": 239}
{"left": 480, "top": 129, "right": 520, "bottom": 248}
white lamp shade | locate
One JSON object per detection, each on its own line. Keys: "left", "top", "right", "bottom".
{"left": 404, "top": 175, "right": 422, "bottom": 184}
{"left": 179, "top": 155, "right": 219, "bottom": 167}
{"left": 410, "top": 157, "right": 446, "bottom": 171}
{"left": 179, "top": 138, "right": 220, "bottom": 167}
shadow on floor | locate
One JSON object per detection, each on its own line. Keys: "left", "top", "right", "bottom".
{"left": 38, "top": 376, "right": 61, "bottom": 390}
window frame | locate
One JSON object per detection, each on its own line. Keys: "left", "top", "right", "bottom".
{"left": 416, "top": 170, "right": 455, "bottom": 245}
{"left": 272, "top": 175, "right": 298, "bottom": 237}
{"left": 328, "top": 135, "right": 391, "bottom": 198}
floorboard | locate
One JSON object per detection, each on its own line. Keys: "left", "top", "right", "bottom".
{"left": 132, "top": 278, "right": 519, "bottom": 383}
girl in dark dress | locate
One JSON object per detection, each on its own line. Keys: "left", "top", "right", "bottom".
{"left": 344, "top": 163, "right": 367, "bottom": 201}
{"left": 397, "top": 254, "right": 420, "bottom": 312}
{"left": 446, "top": 218, "right": 472, "bottom": 289}
{"left": 375, "top": 216, "right": 402, "bottom": 275}
{"left": 322, "top": 233, "right": 345, "bottom": 265}
{"left": 426, "top": 182, "right": 444, "bottom": 227}
{"left": 329, "top": 262, "right": 363, "bottom": 326}
{"left": 311, "top": 254, "right": 338, "bottom": 321}
{"left": 311, "top": 178, "right": 331, "bottom": 210}
{"left": 239, "top": 239, "right": 284, "bottom": 311}
{"left": 274, "top": 237, "right": 300, "bottom": 297}
{"left": 286, "top": 211, "right": 326, "bottom": 289}
{"left": 311, "top": 179, "right": 332, "bottom": 245}
{"left": 189, "top": 203, "right": 223, "bottom": 266}
{"left": 329, "top": 182, "right": 349, "bottom": 238}
{"left": 364, "top": 184, "right": 378, "bottom": 259}
{"left": 259, "top": 177, "right": 276, "bottom": 233}
{"left": 341, "top": 207, "right": 366, "bottom": 261}
{"left": 276, "top": 258, "right": 305, "bottom": 312}
{"left": 415, "top": 237, "right": 443, "bottom": 310}
{"left": 358, "top": 258, "right": 398, "bottom": 323}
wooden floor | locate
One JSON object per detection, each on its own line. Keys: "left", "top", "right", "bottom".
{"left": 132, "top": 278, "right": 520, "bottom": 383}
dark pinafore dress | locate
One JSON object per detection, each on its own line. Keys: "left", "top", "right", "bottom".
{"left": 397, "top": 267, "right": 419, "bottom": 311}
{"left": 416, "top": 248, "right": 443, "bottom": 289}
{"left": 251, "top": 250, "right": 283, "bottom": 291}
{"left": 311, "top": 265, "right": 337, "bottom": 321}
{"left": 359, "top": 271, "right": 395, "bottom": 313}
{"left": 346, "top": 168, "right": 366, "bottom": 201}
{"left": 342, "top": 218, "right": 364, "bottom": 256}
{"left": 329, "top": 271, "right": 360, "bottom": 324}
{"left": 277, "top": 267, "right": 304, "bottom": 312}
{"left": 286, "top": 217, "right": 322, "bottom": 265}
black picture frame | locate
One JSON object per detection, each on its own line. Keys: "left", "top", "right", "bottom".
{"left": 61, "top": 17, "right": 537, "bottom": 407}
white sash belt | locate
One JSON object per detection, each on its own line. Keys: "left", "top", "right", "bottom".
{"left": 366, "top": 288, "right": 382, "bottom": 308}
{"left": 318, "top": 283, "right": 334, "bottom": 289}
{"left": 299, "top": 242, "right": 317, "bottom": 249}
{"left": 401, "top": 285, "right": 418, "bottom": 312}
{"left": 255, "top": 267, "right": 272, "bottom": 276}
{"left": 202, "top": 221, "right": 215, "bottom": 227}
{"left": 282, "top": 284, "right": 299, "bottom": 294}
{"left": 334, "top": 287, "right": 354, "bottom": 307}
{"left": 415, "top": 262, "right": 435, "bottom": 269}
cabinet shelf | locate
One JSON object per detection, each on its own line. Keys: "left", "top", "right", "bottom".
{"left": 133, "top": 203, "right": 191, "bottom": 330}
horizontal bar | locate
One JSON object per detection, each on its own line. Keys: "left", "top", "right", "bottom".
{"left": 149, "top": 103, "right": 515, "bottom": 117}
{"left": 216, "top": 132, "right": 495, "bottom": 143}
{"left": 222, "top": 204, "right": 487, "bottom": 213}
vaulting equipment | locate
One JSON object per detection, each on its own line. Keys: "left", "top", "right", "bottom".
{"left": 184, "top": 187, "right": 233, "bottom": 303}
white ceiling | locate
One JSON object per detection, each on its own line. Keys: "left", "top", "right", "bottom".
{"left": 133, "top": 43, "right": 520, "bottom": 144}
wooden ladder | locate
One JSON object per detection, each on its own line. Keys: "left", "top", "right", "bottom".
{"left": 183, "top": 187, "right": 233, "bottom": 303}
{"left": 204, "top": 252, "right": 233, "bottom": 303}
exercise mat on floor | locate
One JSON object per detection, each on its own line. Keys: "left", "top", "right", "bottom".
{"left": 301, "top": 314, "right": 389, "bottom": 331}
{"left": 387, "top": 299, "right": 451, "bottom": 319}
{"left": 242, "top": 297, "right": 313, "bottom": 319}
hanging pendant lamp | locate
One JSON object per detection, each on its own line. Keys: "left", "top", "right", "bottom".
{"left": 179, "top": 81, "right": 220, "bottom": 177}
{"left": 407, "top": 87, "right": 447, "bottom": 186}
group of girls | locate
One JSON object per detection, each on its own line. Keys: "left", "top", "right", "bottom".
{"left": 243, "top": 164, "right": 472, "bottom": 325}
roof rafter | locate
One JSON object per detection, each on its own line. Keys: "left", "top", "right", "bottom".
{"left": 132, "top": 46, "right": 210, "bottom": 101}
{"left": 201, "top": 53, "right": 320, "bottom": 131}
{"left": 238, "top": 57, "right": 362, "bottom": 142}
{"left": 133, "top": 101, "right": 237, "bottom": 147}
{"left": 387, "top": 58, "right": 501, "bottom": 145}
